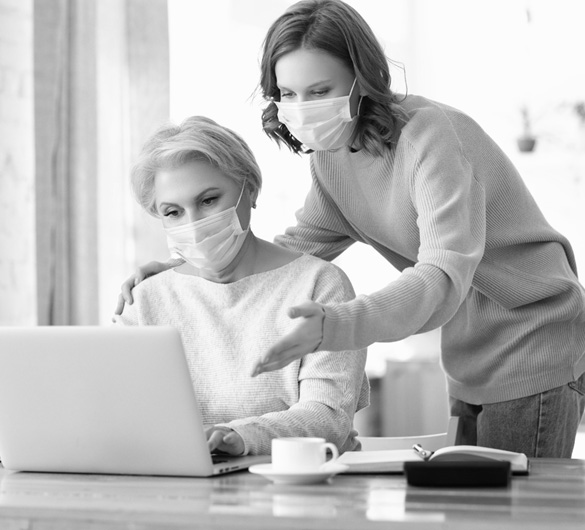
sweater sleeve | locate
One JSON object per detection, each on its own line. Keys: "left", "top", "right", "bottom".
{"left": 275, "top": 160, "right": 355, "bottom": 262}
{"left": 319, "top": 117, "right": 487, "bottom": 352}
{"left": 218, "top": 263, "right": 369, "bottom": 454}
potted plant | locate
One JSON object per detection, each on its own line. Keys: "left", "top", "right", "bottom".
{"left": 517, "top": 105, "right": 537, "bottom": 153}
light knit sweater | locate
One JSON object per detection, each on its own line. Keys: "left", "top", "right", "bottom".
{"left": 275, "top": 94, "right": 585, "bottom": 405}
{"left": 114, "top": 254, "right": 369, "bottom": 455}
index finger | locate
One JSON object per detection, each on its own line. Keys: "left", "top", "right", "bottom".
{"left": 114, "top": 293, "right": 126, "bottom": 316}
{"left": 120, "top": 278, "right": 135, "bottom": 305}
{"left": 207, "top": 429, "right": 225, "bottom": 452}
{"left": 252, "top": 337, "right": 307, "bottom": 376}
{"left": 251, "top": 339, "right": 297, "bottom": 374}
{"left": 265, "top": 333, "right": 302, "bottom": 361}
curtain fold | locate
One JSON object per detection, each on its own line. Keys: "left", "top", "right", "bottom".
{"left": 33, "top": 0, "right": 169, "bottom": 325}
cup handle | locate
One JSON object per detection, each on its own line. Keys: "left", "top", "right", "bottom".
{"left": 323, "top": 442, "right": 339, "bottom": 465}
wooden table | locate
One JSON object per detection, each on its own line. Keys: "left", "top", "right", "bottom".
{"left": 0, "top": 459, "right": 584, "bottom": 529}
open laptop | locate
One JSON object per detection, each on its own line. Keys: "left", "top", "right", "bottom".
{"left": 0, "top": 326, "right": 270, "bottom": 477}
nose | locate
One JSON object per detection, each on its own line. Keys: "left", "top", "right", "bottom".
{"left": 295, "top": 94, "right": 307, "bottom": 103}
{"left": 185, "top": 208, "right": 202, "bottom": 224}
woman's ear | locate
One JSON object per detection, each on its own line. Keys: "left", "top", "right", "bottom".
{"left": 249, "top": 186, "right": 259, "bottom": 209}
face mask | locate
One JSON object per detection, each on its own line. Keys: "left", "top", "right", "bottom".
{"left": 275, "top": 79, "right": 360, "bottom": 151}
{"left": 164, "top": 184, "right": 249, "bottom": 273}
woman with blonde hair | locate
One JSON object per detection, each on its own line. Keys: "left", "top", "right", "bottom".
{"left": 114, "top": 115, "right": 369, "bottom": 456}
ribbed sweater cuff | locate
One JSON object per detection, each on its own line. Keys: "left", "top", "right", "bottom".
{"left": 217, "top": 422, "right": 268, "bottom": 456}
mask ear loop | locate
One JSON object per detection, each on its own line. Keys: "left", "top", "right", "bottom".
{"left": 349, "top": 77, "right": 358, "bottom": 95}
{"left": 235, "top": 181, "right": 256, "bottom": 231}
{"left": 350, "top": 77, "right": 363, "bottom": 117}
{"left": 356, "top": 95, "right": 364, "bottom": 116}
{"left": 235, "top": 180, "right": 247, "bottom": 209}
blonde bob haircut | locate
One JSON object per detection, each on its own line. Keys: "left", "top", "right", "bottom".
{"left": 131, "top": 116, "right": 262, "bottom": 217}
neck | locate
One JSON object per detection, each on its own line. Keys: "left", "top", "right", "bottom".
{"left": 176, "top": 231, "right": 259, "bottom": 283}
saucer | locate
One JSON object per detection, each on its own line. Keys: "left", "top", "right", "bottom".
{"left": 248, "top": 463, "right": 349, "bottom": 485}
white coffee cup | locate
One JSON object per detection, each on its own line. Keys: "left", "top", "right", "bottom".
{"left": 271, "top": 437, "right": 339, "bottom": 473}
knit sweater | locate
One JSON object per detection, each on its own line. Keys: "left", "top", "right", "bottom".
{"left": 275, "top": 94, "right": 585, "bottom": 405}
{"left": 114, "top": 254, "right": 369, "bottom": 455}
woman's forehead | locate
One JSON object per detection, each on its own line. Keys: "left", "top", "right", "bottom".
{"left": 154, "top": 161, "right": 234, "bottom": 195}
{"left": 275, "top": 48, "right": 353, "bottom": 87}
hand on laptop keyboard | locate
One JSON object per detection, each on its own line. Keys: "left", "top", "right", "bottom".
{"left": 206, "top": 426, "right": 245, "bottom": 456}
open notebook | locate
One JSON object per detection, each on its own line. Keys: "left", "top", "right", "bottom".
{"left": 338, "top": 444, "right": 529, "bottom": 474}
{"left": 0, "top": 326, "right": 269, "bottom": 477}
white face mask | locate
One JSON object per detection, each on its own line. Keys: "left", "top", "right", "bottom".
{"left": 164, "top": 184, "right": 249, "bottom": 273}
{"left": 275, "top": 79, "right": 359, "bottom": 151}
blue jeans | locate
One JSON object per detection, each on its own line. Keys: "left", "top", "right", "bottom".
{"left": 450, "top": 373, "right": 585, "bottom": 458}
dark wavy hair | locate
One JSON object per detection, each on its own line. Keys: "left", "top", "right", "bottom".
{"left": 259, "top": 0, "right": 406, "bottom": 156}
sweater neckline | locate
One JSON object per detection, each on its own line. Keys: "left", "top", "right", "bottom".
{"left": 167, "top": 253, "right": 309, "bottom": 287}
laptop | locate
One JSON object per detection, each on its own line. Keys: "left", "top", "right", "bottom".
{"left": 0, "top": 326, "right": 270, "bottom": 477}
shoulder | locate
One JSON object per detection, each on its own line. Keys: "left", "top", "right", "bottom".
{"left": 398, "top": 94, "right": 488, "bottom": 149}
{"left": 254, "top": 239, "right": 304, "bottom": 272}
{"left": 290, "top": 253, "right": 346, "bottom": 276}
{"left": 131, "top": 269, "right": 182, "bottom": 303}
{"left": 115, "top": 269, "right": 183, "bottom": 325}
{"left": 290, "top": 254, "right": 356, "bottom": 302}
{"left": 400, "top": 94, "right": 473, "bottom": 127}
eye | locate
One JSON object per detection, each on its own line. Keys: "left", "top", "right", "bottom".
{"left": 201, "top": 195, "right": 218, "bottom": 207}
{"left": 311, "top": 88, "right": 330, "bottom": 97}
{"left": 163, "top": 209, "right": 180, "bottom": 218}
{"left": 279, "top": 89, "right": 294, "bottom": 99}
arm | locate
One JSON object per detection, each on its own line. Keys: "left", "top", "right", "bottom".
{"left": 225, "top": 348, "right": 368, "bottom": 455}
{"left": 220, "top": 265, "right": 369, "bottom": 455}
{"left": 255, "top": 116, "right": 486, "bottom": 372}
{"left": 275, "top": 158, "right": 355, "bottom": 261}
{"left": 321, "top": 130, "right": 486, "bottom": 351}
{"left": 112, "top": 274, "right": 249, "bottom": 456}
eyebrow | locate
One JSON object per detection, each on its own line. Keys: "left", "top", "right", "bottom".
{"left": 278, "top": 79, "right": 333, "bottom": 91}
{"left": 157, "top": 187, "right": 222, "bottom": 210}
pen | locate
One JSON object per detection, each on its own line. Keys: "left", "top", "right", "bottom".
{"left": 412, "top": 444, "right": 433, "bottom": 461}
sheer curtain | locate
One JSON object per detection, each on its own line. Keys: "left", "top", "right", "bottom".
{"left": 1, "top": 0, "right": 171, "bottom": 326}
{"left": 0, "top": 0, "right": 35, "bottom": 325}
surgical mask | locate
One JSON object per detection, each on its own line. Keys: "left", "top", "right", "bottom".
{"left": 164, "top": 184, "right": 249, "bottom": 273}
{"left": 275, "top": 79, "right": 360, "bottom": 151}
